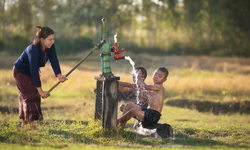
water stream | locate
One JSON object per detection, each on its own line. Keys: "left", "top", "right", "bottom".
{"left": 124, "top": 56, "right": 139, "bottom": 99}
{"left": 124, "top": 56, "right": 135, "bottom": 70}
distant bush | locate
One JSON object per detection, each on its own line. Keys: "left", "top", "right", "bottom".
{"left": 3, "top": 35, "right": 29, "bottom": 53}
{"left": 2, "top": 34, "right": 250, "bottom": 57}
{"left": 55, "top": 36, "right": 94, "bottom": 55}
{"left": 0, "top": 40, "right": 4, "bottom": 51}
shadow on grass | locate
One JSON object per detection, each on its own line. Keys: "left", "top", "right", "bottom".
{"left": 0, "top": 119, "right": 158, "bottom": 146}
{"left": 41, "top": 106, "right": 73, "bottom": 111}
{"left": 166, "top": 99, "right": 250, "bottom": 115}
{"left": 0, "top": 105, "right": 74, "bottom": 114}
{"left": 173, "top": 132, "right": 249, "bottom": 148}
{"left": 39, "top": 119, "right": 89, "bottom": 126}
{"left": 0, "top": 119, "right": 88, "bottom": 128}
{"left": 0, "top": 106, "right": 18, "bottom": 114}
{"left": 48, "top": 129, "right": 92, "bottom": 144}
{"left": 0, "top": 118, "right": 249, "bottom": 148}
{"left": 0, "top": 119, "right": 89, "bottom": 145}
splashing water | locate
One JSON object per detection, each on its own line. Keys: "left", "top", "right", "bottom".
{"left": 125, "top": 56, "right": 139, "bottom": 99}
{"left": 136, "top": 125, "right": 157, "bottom": 136}
{"left": 125, "top": 56, "right": 135, "bottom": 70}
{"left": 125, "top": 56, "right": 136, "bottom": 78}
{"left": 114, "top": 33, "right": 117, "bottom": 43}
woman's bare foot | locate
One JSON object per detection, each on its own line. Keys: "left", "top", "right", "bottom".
{"left": 21, "top": 121, "right": 28, "bottom": 129}
{"left": 28, "top": 121, "right": 38, "bottom": 130}
{"left": 21, "top": 120, "right": 37, "bottom": 130}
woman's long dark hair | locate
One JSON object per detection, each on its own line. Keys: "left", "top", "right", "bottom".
{"left": 33, "top": 25, "right": 54, "bottom": 48}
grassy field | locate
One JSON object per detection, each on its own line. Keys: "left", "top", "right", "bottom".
{"left": 0, "top": 53, "right": 250, "bottom": 149}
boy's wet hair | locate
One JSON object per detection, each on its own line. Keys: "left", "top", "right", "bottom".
{"left": 158, "top": 67, "right": 169, "bottom": 78}
{"left": 136, "top": 67, "right": 147, "bottom": 79}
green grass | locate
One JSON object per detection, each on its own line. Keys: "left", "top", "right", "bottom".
{"left": 0, "top": 55, "right": 250, "bottom": 149}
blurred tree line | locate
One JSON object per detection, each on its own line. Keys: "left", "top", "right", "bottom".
{"left": 0, "top": 0, "right": 250, "bottom": 56}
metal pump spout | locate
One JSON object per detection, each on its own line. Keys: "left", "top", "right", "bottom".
{"left": 111, "top": 42, "right": 125, "bottom": 60}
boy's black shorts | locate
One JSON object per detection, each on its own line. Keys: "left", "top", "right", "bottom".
{"left": 141, "top": 108, "right": 161, "bottom": 128}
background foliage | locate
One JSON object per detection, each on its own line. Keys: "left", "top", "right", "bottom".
{"left": 0, "top": 0, "right": 250, "bottom": 56}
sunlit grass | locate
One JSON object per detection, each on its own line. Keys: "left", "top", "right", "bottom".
{"left": 166, "top": 68, "right": 250, "bottom": 99}
{"left": 0, "top": 56, "right": 250, "bottom": 149}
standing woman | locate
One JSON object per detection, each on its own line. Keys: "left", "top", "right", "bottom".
{"left": 13, "top": 25, "right": 67, "bottom": 129}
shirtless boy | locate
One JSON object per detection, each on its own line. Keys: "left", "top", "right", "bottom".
{"left": 118, "top": 67, "right": 149, "bottom": 129}
{"left": 119, "top": 67, "right": 148, "bottom": 111}
{"left": 117, "top": 67, "right": 169, "bottom": 129}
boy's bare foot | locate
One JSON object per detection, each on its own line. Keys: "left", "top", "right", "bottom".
{"left": 119, "top": 121, "right": 127, "bottom": 129}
